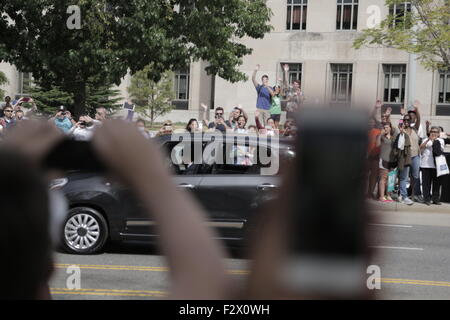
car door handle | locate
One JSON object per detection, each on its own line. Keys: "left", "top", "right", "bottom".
{"left": 178, "top": 183, "right": 195, "bottom": 189}
{"left": 257, "top": 184, "right": 277, "bottom": 191}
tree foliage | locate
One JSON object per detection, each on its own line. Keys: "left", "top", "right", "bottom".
{"left": 27, "top": 83, "right": 121, "bottom": 117}
{"left": 353, "top": 0, "right": 450, "bottom": 71}
{"left": 0, "top": 0, "right": 273, "bottom": 116}
{"left": 128, "top": 65, "right": 175, "bottom": 126}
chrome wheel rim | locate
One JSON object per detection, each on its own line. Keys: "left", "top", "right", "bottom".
{"left": 64, "top": 213, "right": 100, "bottom": 250}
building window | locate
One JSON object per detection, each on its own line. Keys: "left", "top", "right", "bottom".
{"left": 436, "top": 71, "right": 450, "bottom": 116}
{"left": 282, "top": 63, "right": 302, "bottom": 86}
{"left": 383, "top": 64, "right": 406, "bottom": 107}
{"left": 286, "top": 0, "right": 307, "bottom": 31}
{"left": 173, "top": 68, "right": 190, "bottom": 110}
{"left": 389, "top": 1, "right": 412, "bottom": 28}
{"left": 336, "top": 0, "right": 358, "bottom": 30}
{"left": 18, "top": 72, "right": 32, "bottom": 94}
{"left": 330, "top": 64, "right": 353, "bottom": 103}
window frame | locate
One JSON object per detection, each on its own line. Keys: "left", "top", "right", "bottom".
{"left": 286, "top": 0, "right": 308, "bottom": 31}
{"left": 329, "top": 63, "right": 353, "bottom": 104}
{"left": 382, "top": 64, "right": 407, "bottom": 107}
{"left": 336, "top": 0, "right": 359, "bottom": 31}
{"left": 436, "top": 70, "right": 450, "bottom": 116}
{"left": 389, "top": 1, "right": 412, "bottom": 29}
{"left": 172, "top": 67, "right": 190, "bottom": 110}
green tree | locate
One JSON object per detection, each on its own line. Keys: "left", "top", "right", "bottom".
{"left": 0, "top": 0, "right": 273, "bottom": 117}
{"left": 25, "top": 80, "right": 121, "bottom": 117}
{"left": 128, "top": 65, "right": 175, "bottom": 127}
{"left": 353, "top": 0, "right": 450, "bottom": 71}
{"left": 0, "top": 71, "right": 7, "bottom": 101}
{"left": 27, "top": 86, "right": 74, "bottom": 115}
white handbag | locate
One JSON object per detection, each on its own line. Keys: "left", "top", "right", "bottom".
{"left": 435, "top": 155, "right": 450, "bottom": 177}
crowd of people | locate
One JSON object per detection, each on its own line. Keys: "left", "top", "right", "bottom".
{"left": 0, "top": 64, "right": 302, "bottom": 141}
{"left": 367, "top": 99, "right": 450, "bottom": 206}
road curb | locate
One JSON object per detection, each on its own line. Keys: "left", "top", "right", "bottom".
{"left": 369, "top": 200, "right": 450, "bottom": 214}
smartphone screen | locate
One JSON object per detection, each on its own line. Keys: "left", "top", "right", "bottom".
{"left": 282, "top": 108, "right": 369, "bottom": 297}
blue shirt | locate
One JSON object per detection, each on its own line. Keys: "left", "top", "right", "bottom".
{"left": 54, "top": 117, "right": 73, "bottom": 133}
{"left": 255, "top": 85, "right": 271, "bottom": 110}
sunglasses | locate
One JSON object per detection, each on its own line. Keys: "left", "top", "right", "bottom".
{"left": 4, "top": 110, "right": 13, "bottom": 113}
{"left": 215, "top": 112, "right": 223, "bottom": 116}
{"left": 431, "top": 131, "right": 439, "bottom": 133}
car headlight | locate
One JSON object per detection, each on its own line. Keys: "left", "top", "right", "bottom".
{"left": 49, "top": 178, "right": 68, "bottom": 190}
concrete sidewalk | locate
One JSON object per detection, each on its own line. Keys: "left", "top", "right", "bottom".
{"left": 369, "top": 199, "right": 450, "bottom": 214}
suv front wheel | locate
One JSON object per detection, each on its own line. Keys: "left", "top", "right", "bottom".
{"left": 62, "top": 207, "right": 109, "bottom": 254}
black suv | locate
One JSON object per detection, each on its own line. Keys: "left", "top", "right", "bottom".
{"left": 55, "top": 134, "right": 295, "bottom": 254}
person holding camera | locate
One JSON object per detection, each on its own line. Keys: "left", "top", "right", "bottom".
{"left": 420, "top": 126, "right": 445, "bottom": 206}
{"left": 50, "top": 106, "right": 74, "bottom": 133}
{"left": 376, "top": 122, "right": 396, "bottom": 202}
{"left": 200, "top": 103, "right": 229, "bottom": 133}
{"left": 227, "top": 105, "right": 248, "bottom": 130}
{"left": 392, "top": 120, "right": 413, "bottom": 205}
{"left": 156, "top": 120, "right": 174, "bottom": 137}
{"left": 68, "top": 115, "right": 96, "bottom": 141}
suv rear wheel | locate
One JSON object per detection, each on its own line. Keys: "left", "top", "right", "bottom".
{"left": 62, "top": 207, "right": 109, "bottom": 254}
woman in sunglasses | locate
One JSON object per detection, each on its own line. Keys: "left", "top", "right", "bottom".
{"left": 420, "top": 126, "right": 445, "bottom": 205}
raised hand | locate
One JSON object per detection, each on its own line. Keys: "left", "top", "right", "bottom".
{"left": 375, "top": 100, "right": 382, "bottom": 108}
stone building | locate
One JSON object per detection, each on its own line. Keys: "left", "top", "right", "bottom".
{"left": 1, "top": 1, "right": 450, "bottom": 128}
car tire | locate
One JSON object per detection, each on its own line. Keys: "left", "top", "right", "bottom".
{"left": 62, "top": 207, "right": 109, "bottom": 254}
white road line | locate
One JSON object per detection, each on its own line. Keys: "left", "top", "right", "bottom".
{"left": 369, "top": 223, "right": 413, "bottom": 228}
{"left": 369, "top": 246, "right": 423, "bottom": 251}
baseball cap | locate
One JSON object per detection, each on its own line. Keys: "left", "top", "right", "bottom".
{"left": 58, "top": 106, "right": 66, "bottom": 112}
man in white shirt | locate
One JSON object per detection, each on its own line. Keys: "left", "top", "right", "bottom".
{"left": 68, "top": 116, "right": 96, "bottom": 141}
{"left": 420, "top": 126, "right": 445, "bottom": 205}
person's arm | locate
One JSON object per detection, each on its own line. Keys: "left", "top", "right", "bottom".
{"left": 266, "top": 85, "right": 275, "bottom": 97}
{"left": 222, "top": 117, "right": 232, "bottom": 129}
{"left": 413, "top": 100, "right": 421, "bottom": 131}
{"left": 254, "top": 110, "right": 264, "bottom": 130}
{"left": 200, "top": 103, "right": 210, "bottom": 126}
{"left": 238, "top": 105, "right": 248, "bottom": 121}
{"left": 376, "top": 132, "right": 383, "bottom": 147}
{"left": 425, "top": 120, "right": 431, "bottom": 137}
{"left": 67, "top": 124, "right": 77, "bottom": 136}
{"left": 282, "top": 64, "right": 289, "bottom": 98}
{"left": 92, "top": 120, "right": 230, "bottom": 299}
{"left": 384, "top": 107, "right": 392, "bottom": 123}
{"left": 371, "top": 100, "right": 382, "bottom": 123}
{"left": 420, "top": 137, "right": 430, "bottom": 152}
{"left": 252, "top": 65, "right": 260, "bottom": 88}
{"left": 400, "top": 106, "right": 407, "bottom": 117}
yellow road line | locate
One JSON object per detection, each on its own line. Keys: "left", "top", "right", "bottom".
{"left": 51, "top": 287, "right": 167, "bottom": 294}
{"left": 54, "top": 264, "right": 450, "bottom": 289}
{"left": 382, "top": 278, "right": 450, "bottom": 288}
{"left": 54, "top": 263, "right": 249, "bottom": 275}
{"left": 50, "top": 287, "right": 167, "bottom": 298}
{"left": 50, "top": 291, "right": 166, "bottom": 297}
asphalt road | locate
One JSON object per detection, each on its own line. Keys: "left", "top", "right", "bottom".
{"left": 49, "top": 210, "right": 450, "bottom": 300}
